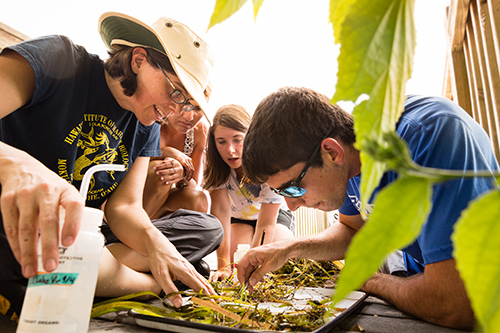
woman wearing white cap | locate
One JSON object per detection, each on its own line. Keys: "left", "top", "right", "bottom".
{"left": 0, "top": 12, "right": 221, "bottom": 319}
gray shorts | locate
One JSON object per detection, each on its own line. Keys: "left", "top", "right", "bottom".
{"left": 101, "top": 209, "right": 223, "bottom": 264}
{"left": 230, "top": 209, "right": 295, "bottom": 234}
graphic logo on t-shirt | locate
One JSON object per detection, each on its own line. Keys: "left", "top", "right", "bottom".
{"left": 348, "top": 194, "right": 374, "bottom": 216}
{"left": 58, "top": 114, "right": 130, "bottom": 202}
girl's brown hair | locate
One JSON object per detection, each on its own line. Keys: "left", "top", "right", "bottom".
{"left": 203, "top": 104, "right": 251, "bottom": 190}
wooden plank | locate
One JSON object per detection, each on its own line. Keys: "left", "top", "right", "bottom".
{"left": 479, "top": 0, "right": 500, "bottom": 160}
{"left": 443, "top": 6, "right": 456, "bottom": 100}
{"left": 0, "top": 22, "right": 29, "bottom": 49}
{"left": 334, "top": 296, "right": 470, "bottom": 333}
{"left": 468, "top": 6, "right": 494, "bottom": 137}
{"left": 488, "top": 0, "right": 500, "bottom": 62}
{"left": 464, "top": 21, "right": 484, "bottom": 124}
{"left": 451, "top": 46, "right": 473, "bottom": 114}
{"left": 448, "top": 0, "right": 472, "bottom": 53}
{"left": 470, "top": 0, "right": 500, "bottom": 157}
{"left": 335, "top": 314, "right": 468, "bottom": 333}
{"left": 447, "top": 0, "right": 473, "bottom": 113}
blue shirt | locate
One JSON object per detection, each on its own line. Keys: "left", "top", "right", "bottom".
{"left": 340, "top": 95, "right": 499, "bottom": 271}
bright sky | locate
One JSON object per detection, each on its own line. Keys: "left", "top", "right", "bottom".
{"left": 1, "top": 0, "right": 450, "bottom": 118}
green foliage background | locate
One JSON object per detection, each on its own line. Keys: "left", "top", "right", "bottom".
{"left": 208, "top": 0, "right": 500, "bottom": 331}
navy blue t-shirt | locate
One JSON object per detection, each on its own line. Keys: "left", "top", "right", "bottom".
{"left": 0, "top": 35, "right": 161, "bottom": 208}
{"left": 0, "top": 35, "right": 160, "bottom": 281}
{"left": 339, "top": 95, "right": 499, "bottom": 272}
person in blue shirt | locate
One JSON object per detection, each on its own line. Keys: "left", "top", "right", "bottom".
{"left": 236, "top": 86, "right": 499, "bottom": 330}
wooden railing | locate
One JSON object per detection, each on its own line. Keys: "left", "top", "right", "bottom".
{"left": 292, "top": 206, "right": 329, "bottom": 238}
{"left": 0, "top": 22, "right": 29, "bottom": 49}
{"left": 444, "top": 0, "right": 500, "bottom": 161}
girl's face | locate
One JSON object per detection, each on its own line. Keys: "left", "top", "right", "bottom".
{"left": 213, "top": 125, "right": 246, "bottom": 169}
{"left": 167, "top": 106, "right": 204, "bottom": 134}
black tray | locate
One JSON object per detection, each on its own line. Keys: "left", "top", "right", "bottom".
{"left": 130, "top": 288, "right": 366, "bottom": 333}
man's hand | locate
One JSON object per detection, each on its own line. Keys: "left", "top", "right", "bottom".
{"left": 236, "top": 241, "right": 290, "bottom": 293}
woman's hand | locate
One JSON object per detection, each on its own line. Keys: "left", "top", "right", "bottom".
{"left": 146, "top": 237, "right": 216, "bottom": 307}
{"left": 172, "top": 153, "right": 194, "bottom": 182}
{"left": 153, "top": 157, "right": 186, "bottom": 185}
{"left": 0, "top": 145, "right": 84, "bottom": 278}
{"left": 210, "top": 265, "right": 233, "bottom": 283}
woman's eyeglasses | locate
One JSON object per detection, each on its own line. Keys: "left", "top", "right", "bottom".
{"left": 272, "top": 131, "right": 331, "bottom": 198}
{"left": 156, "top": 63, "right": 197, "bottom": 112}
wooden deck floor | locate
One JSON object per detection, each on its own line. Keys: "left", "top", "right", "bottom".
{"left": 1, "top": 295, "right": 471, "bottom": 333}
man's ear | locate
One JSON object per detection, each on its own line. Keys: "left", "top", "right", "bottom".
{"left": 130, "top": 47, "right": 149, "bottom": 74}
{"left": 323, "top": 138, "right": 345, "bottom": 165}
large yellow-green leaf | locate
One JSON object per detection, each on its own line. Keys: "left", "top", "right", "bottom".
{"left": 208, "top": 0, "right": 250, "bottom": 29}
{"left": 252, "top": 0, "right": 265, "bottom": 18}
{"left": 453, "top": 190, "right": 500, "bottom": 332}
{"left": 333, "top": 175, "right": 432, "bottom": 304}
{"left": 358, "top": 151, "right": 386, "bottom": 218}
{"left": 329, "top": 0, "right": 354, "bottom": 44}
{"left": 208, "top": 0, "right": 265, "bottom": 29}
{"left": 332, "top": 0, "right": 415, "bottom": 106}
{"left": 331, "top": 0, "right": 416, "bottom": 211}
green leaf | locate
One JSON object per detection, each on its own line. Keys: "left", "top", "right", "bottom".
{"left": 91, "top": 291, "right": 165, "bottom": 318}
{"left": 358, "top": 151, "right": 387, "bottom": 217}
{"left": 332, "top": 0, "right": 415, "bottom": 104}
{"left": 332, "top": 0, "right": 416, "bottom": 209}
{"left": 91, "top": 300, "right": 173, "bottom": 318}
{"left": 208, "top": 0, "right": 250, "bottom": 30}
{"left": 328, "top": 0, "right": 354, "bottom": 44}
{"left": 252, "top": 0, "right": 265, "bottom": 19}
{"left": 333, "top": 175, "right": 432, "bottom": 304}
{"left": 453, "top": 190, "right": 500, "bottom": 332}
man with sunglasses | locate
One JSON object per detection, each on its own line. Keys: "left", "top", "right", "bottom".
{"left": 236, "top": 87, "right": 499, "bottom": 330}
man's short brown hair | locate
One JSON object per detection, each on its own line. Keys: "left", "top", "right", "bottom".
{"left": 242, "top": 87, "right": 355, "bottom": 184}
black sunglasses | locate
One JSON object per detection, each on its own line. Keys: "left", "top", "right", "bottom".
{"left": 272, "top": 131, "right": 331, "bottom": 198}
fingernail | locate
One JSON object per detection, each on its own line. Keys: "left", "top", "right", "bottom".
{"left": 45, "top": 259, "right": 57, "bottom": 272}
{"left": 173, "top": 298, "right": 182, "bottom": 307}
{"left": 63, "top": 236, "right": 74, "bottom": 246}
{"left": 24, "top": 265, "right": 35, "bottom": 277}
{"left": 250, "top": 278, "right": 257, "bottom": 286}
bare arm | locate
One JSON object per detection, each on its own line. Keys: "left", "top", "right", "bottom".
{"left": 209, "top": 188, "right": 232, "bottom": 281}
{"left": 0, "top": 50, "right": 35, "bottom": 118}
{"left": 237, "top": 218, "right": 357, "bottom": 291}
{"left": 251, "top": 203, "right": 281, "bottom": 248}
{"left": 105, "top": 156, "right": 215, "bottom": 306}
{"left": 339, "top": 211, "right": 474, "bottom": 329}
{"left": 0, "top": 50, "right": 84, "bottom": 278}
{"left": 362, "top": 259, "right": 474, "bottom": 330}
